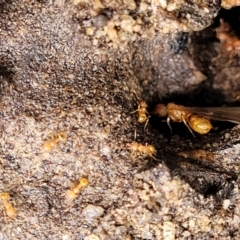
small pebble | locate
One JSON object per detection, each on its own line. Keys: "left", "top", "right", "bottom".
{"left": 82, "top": 204, "right": 104, "bottom": 220}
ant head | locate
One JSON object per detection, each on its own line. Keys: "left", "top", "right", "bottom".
{"left": 0, "top": 192, "right": 10, "bottom": 201}
{"left": 148, "top": 145, "right": 156, "bottom": 154}
{"left": 139, "top": 101, "right": 147, "bottom": 108}
{"left": 152, "top": 104, "right": 167, "bottom": 117}
{"left": 58, "top": 132, "right": 67, "bottom": 141}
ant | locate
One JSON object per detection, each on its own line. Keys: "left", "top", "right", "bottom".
{"left": 66, "top": 177, "right": 89, "bottom": 202}
{"left": 128, "top": 142, "right": 157, "bottom": 159}
{"left": 0, "top": 192, "right": 16, "bottom": 219}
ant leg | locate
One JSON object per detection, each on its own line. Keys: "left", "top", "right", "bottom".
{"left": 150, "top": 154, "right": 157, "bottom": 160}
{"left": 130, "top": 109, "right": 139, "bottom": 114}
{"left": 143, "top": 117, "right": 149, "bottom": 131}
{"left": 166, "top": 117, "right": 172, "bottom": 134}
{"left": 183, "top": 119, "right": 196, "bottom": 138}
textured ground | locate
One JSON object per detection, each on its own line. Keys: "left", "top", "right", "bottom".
{"left": 1, "top": 1, "right": 240, "bottom": 240}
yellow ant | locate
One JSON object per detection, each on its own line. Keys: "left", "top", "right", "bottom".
{"left": 131, "top": 92, "right": 149, "bottom": 130}
{"left": 128, "top": 142, "right": 157, "bottom": 159}
{"left": 0, "top": 192, "right": 16, "bottom": 219}
{"left": 152, "top": 103, "right": 213, "bottom": 137}
{"left": 178, "top": 150, "right": 215, "bottom": 162}
{"left": 65, "top": 177, "right": 89, "bottom": 202}
{"left": 42, "top": 132, "right": 67, "bottom": 152}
